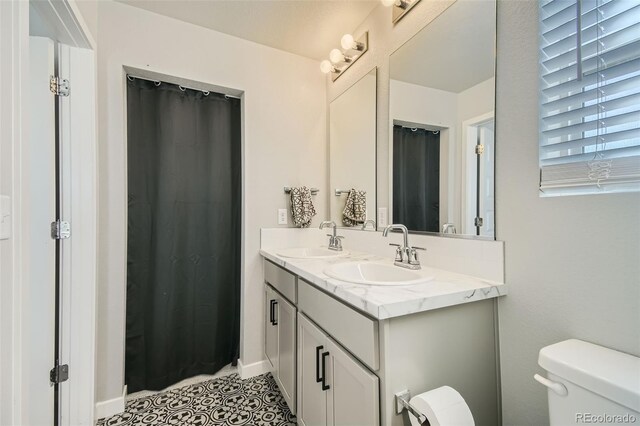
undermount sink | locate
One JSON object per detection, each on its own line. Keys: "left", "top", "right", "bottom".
{"left": 324, "top": 262, "right": 434, "bottom": 286}
{"left": 277, "top": 247, "right": 349, "bottom": 259}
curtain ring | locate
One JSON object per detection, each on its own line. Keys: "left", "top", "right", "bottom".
{"left": 202, "top": 91, "right": 210, "bottom": 96}
{"left": 154, "top": 81, "right": 161, "bottom": 86}
{"left": 179, "top": 85, "right": 186, "bottom": 91}
{"left": 224, "top": 95, "right": 230, "bottom": 100}
{"left": 411, "top": 127, "right": 418, "bottom": 132}
{"left": 127, "top": 75, "right": 134, "bottom": 81}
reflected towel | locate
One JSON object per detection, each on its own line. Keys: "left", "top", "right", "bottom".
{"left": 342, "top": 189, "right": 366, "bottom": 227}
{"left": 290, "top": 186, "right": 317, "bottom": 228}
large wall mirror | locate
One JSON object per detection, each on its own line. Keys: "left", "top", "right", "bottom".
{"left": 329, "top": 68, "right": 377, "bottom": 228}
{"left": 388, "top": 0, "right": 496, "bottom": 238}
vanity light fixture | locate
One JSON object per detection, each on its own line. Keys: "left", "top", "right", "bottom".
{"left": 340, "top": 33, "right": 364, "bottom": 51}
{"left": 381, "top": 0, "right": 421, "bottom": 24}
{"left": 320, "top": 31, "right": 369, "bottom": 82}
{"left": 320, "top": 60, "right": 340, "bottom": 75}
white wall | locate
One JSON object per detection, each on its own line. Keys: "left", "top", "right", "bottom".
{"left": 496, "top": 1, "right": 640, "bottom": 424}
{"left": 329, "top": 71, "right": 377, "bottom": 225}
{"left": 95, "top": 1, "right": 326, "bottom": 404}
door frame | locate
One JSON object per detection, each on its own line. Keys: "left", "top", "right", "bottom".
{"left": 0, "top": 0, "right": 97, "bottom": 424}
{"left": 461, "top": 111, "right": 494, "bottom": 235}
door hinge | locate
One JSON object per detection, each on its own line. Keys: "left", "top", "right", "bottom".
{"left": 50, "top": 364, "right": 69, "bottom": 384}
{"left": 49, "top": 76, "right": 70, "bottom": 97}
{"left": 475, "top": 144, "right": 485, "bottom": 155}
{"left": 51, "top": 220, "right": 71, "bottom": 239}
{"left": 474, "top": 217, "right": 484, "bottom": 227}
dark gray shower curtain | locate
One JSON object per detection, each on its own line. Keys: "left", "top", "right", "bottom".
{"left": 393, "top": 125, "right": 440, "bottom": 232}
{"left": 126, "top": 78, "right": 241, "bottom": 393}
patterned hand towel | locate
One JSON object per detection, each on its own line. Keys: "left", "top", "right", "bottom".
{"left": 342, "top": 189, "right": 367, "bottom": 227}
{"left": 290, "top": 186, "right": 317, "bottom": 228}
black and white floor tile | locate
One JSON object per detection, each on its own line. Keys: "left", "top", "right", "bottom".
{"left": 96, "top": 373, "right": 296, "bottom": 426}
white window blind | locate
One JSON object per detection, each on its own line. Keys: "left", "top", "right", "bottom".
{"left": 539, "top": 0, "right": 640, "bottom": 195}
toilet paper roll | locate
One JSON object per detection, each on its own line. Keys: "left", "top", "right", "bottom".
{"left": 408, "top": 386, "right": 475, "bottom": 426}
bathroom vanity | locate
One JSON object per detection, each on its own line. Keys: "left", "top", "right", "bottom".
{"left": 260, "top": 240, "right": 505, "bottom": 426}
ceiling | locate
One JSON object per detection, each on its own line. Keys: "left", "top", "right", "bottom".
{"left": 390, "top": 0, "right": 496, "bottom": 93}
{"left": 115, "top": 0, "right": 379, "bottom": 61}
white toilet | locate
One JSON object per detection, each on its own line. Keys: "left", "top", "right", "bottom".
{"left": 536, "top": 339, "right": 640, "bottom": 425}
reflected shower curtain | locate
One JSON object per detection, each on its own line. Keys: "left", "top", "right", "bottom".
{"left": 393, "top": 125, "right": 440, "bottom": 232}
{"left": 126, "top": 78, "right": 241, "bottom": 392}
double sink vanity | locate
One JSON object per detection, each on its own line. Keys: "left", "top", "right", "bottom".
{"left": 264, "top": 0, "right": 502, "bottom": 424}
{"left": 259, "top": 227, "right": 506, "bottom": 426}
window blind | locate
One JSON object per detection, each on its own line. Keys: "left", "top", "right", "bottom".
{"left": 539, "top": 0, "right": 640, "bottom": 195}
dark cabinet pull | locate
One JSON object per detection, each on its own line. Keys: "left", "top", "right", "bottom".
{"left": 272, "top": 300, "right": 278, "bottom": 325}
{"left": 269, "top": 299, "right": 276, "bottom": 325}
{"left": 315, "top": 345, "right": 323, "bottom": 383}
{"left": 321, "top": 351, "right": 330, "bottom": 391}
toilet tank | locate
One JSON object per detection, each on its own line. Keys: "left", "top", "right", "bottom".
{"left": 537, "top": 339, "right": 640, "bottom": 425}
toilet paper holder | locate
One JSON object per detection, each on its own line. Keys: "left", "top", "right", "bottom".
{"left": 395, "top": 389, "right": 429, "bottom": 425}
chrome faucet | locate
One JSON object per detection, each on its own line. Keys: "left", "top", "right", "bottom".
{"left": 442, "top": 223, "right": 457, "bottom": 234}
{"left": 319, "top": 221, "right": 344, "bottom": 251}
{"left": 382, "top": 224, "right": 425, "bottom": 270}
{"left": 361, "top": 219, "right": 376, "bottom": 231}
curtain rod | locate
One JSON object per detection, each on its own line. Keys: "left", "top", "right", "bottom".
{"left": 126, "top": 74, "right": 241, "bottom": 99}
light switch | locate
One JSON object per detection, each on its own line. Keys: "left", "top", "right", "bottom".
{"left": 1, "top": 195, "right": 11, "bottom": 240}
{"left": 378, "top": 207, "right": 388, "bottom": 228}
{"left": 278, "top": 209, "right": 288, "bottom": 225}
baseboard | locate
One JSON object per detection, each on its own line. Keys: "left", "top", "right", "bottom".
{"left": 237, "top": 358, "right": 271, "bottom": 379}
{"left": 94, "top": 385, "right": 127, "bottom": 420}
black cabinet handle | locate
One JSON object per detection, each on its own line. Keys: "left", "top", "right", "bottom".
{"left": 272, "top": 300, "right": 278, "bottom": 325}
{"left": 321, "top": 351, "right": 330, "bottom": 391}
{"left": 315, "top": 345, "right": 323, "bottom": 383}
{"left": 269, "top": 299, "right": 276, "bottom": 325}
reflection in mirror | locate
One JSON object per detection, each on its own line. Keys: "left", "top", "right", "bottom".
{"left": 330, "top": 68, "right": 377, "bottom": 229}
{"left": 389, "top": 0, "right": 496, "bottom": 238}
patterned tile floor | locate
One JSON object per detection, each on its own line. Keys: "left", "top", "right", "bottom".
{"left": 96, "top": 373, "right": 296, "bottom": 426}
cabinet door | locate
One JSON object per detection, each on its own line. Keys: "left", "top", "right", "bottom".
{"left": 327, "top": 338, "right": 380, "bottom": 426}
{"left": 297, "top": 314, "right": 328, "bottom": 426}
{"left": 265, "top": 285, "right": 278, "bottom": 372}
{"left": 276, "top": 296, "right": 297, "bottom": 415}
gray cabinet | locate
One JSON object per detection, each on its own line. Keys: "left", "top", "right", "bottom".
{"left": 298, "top": 313, "right": 379, "bottom": 426}
{"left": 265, "top": 280, "right": 297, "bottom": 415}
{"left": 275, "top": 294, "right": 296, "bottom": 414}
{"left": 263, "top": 258, "right": 499, "bottom": 426}
{"left": 265, "top": 285, "right": 278, "bottom": 370}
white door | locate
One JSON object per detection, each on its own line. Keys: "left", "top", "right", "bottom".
{"left": 478, "top": 121, "right": 495, "bottom": 237}
{"left": 297, "top": 313, "right": 328, "bottom": 426}
{"left": 56, "top": 43, "right": 98, "bottom": 425}
{"left": 265, "top": 285, "right": 278, "bottom": 371}
{"left": 276, "top": 296, "right": 296, "bottom": 414}
{"left": 28, "top": 35, "right": 57, "bottom": 426}
{"left": 326, "top": 337, "right": 379, "bottom": 426}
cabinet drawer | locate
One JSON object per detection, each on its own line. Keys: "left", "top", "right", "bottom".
{"left": 264, "top": 260, "right": 297, "bottom": 304}
{"left": 298, "top": 279, "right": 379, "bottom": 371}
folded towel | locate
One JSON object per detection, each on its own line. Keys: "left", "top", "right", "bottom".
{"left": 290, "top": 186, "right": 317, "bottom": 228}
{"left": 342, "top": 189, "right": 366, "bottom": 227}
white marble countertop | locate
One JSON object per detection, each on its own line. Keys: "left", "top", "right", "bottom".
{"left": 260, "top": 247, "right": 507, "bottom": 320}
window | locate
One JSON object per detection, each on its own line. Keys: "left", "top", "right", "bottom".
{"left": 539, "top": 0, "right": 640, "bottom": 195}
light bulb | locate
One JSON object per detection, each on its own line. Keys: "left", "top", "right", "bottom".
{"left": 320, "top": 60, "right": 333, "bottom": 74}
{"left": 341, "top": 34, "right": 355, "bottom": 50}
{"left": 381, "top": 0, "right": 396, "bottom": 7}
{"left": 330, "top": 48, "right": 344, "bottom": 64}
